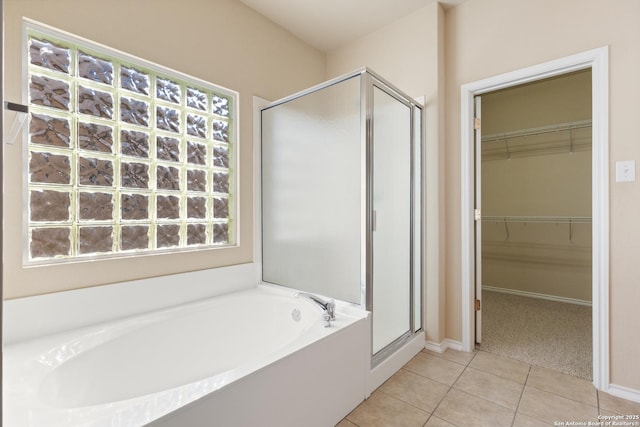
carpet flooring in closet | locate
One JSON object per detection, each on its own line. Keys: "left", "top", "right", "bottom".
{"left": 479, "top": 289, "right": 592, "bottom": 380}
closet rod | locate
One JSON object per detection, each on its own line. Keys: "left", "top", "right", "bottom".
{"left": 481, "top": 216, "right": 592, "bottom": 224}
{"left": 481, "top": 119, "right": 592, "bottom": 143}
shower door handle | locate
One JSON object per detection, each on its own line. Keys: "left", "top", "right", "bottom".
{"left": 372, "top": 210, "right": 377, "bottom": 231}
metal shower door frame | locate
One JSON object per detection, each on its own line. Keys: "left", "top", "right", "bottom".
{"left": 259, "top": 67, "right": 424, "bottom": 366}
{"left": 363, "top": 70, "right": 424, "bottom": 366}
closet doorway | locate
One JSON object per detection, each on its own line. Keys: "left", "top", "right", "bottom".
{"left": 460, "top": 47, "right": 610, "bottom": 389}
{"left": 475, "top": 69, "right": 593, "bottom": 380}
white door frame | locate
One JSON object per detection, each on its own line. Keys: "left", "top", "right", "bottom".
{"left": 460, "top": 47, "right": 610, "bottom": 390}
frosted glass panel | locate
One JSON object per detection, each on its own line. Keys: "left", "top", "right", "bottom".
{"left": 262, "top": 76, "right": 362, "bottom": 304}
{"left": 414, "top": 104, "right": 423, "bottom": 332}
{"left": 372, "top": 86, "right": 412, "bottom": 354}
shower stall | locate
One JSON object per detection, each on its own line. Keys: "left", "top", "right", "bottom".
{"left": 260, "top": 68, "right": 423, "bottom": 367}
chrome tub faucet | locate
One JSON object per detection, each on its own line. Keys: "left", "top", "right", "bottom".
{"left": 294, "top": 292, "right": 336, "bottom": 327}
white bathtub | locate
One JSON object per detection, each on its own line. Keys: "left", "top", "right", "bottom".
{"left": 3, "top": 284, "right": 369, "bottom": 427}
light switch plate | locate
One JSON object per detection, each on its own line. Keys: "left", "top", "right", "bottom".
{"left": 615, "top": 160, "right": 636, "bottom": 183}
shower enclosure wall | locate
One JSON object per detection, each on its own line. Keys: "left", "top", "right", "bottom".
{"left": 260, "top": 68, "right": 423, "bottom": 365}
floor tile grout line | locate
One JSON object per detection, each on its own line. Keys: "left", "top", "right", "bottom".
{"left": 427, "top": 384, "right": 455, "bottom": 427}
{"left": 447, "top": 384, "right": 520, "bottom": 419}
{"left": 510, "top": 364, "right": 532, "bottom": 427}
{"left": 476, "top": 347, "right": 600, "bottom": 410}
{"left": 375, "top": 388, "right": 433, "bottom": 416}
{"left": 370, "top": 355, "right": 472, "bottom": 425}
{"left": 426, "top": 349, "right": 480, "bottom": 427}
{"left": 524, "top": 381, "right": 599, "bottom": 409}
{"left": 462, "top": 363, "right": 529, "bottom": 388}
{"left": 423, "top": 354, "right": 472, "bottom": 427}
{"left": 401, "top": 365, "right": 466, "bottom": 390}
{"left": 450, "top": 382, "right": 523, "bottom": 414}
{"left": 440, "top": 385, "right": 523, "bottom": 427}
{"left": 424, "top": 413, "right": 460, "bottom": 427}
{"left": 423, "top": 349, "right": 478, "bottom": 367}
{"left": 400, "top": 356, "right": 473, "bottom": 424}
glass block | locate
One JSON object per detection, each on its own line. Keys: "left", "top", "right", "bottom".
{"left": 121, "top": 130, "right": 149, "bottom": 157}
{"left": 156, "top": 106, "right": 180, "bottom": 133}
{"left": 121, "top": 193, "right": 149, "bottom": 220}
{"left": 212, "top": 120, "right": 229, "bottom": 142}
{"left": 212, "top": 94, "right": 229, "bottom": 117}
{"left": 79, "top": 226, "right": 113, "bottom": 254}
{"left": 187, "top": 224, "right": 206, "bottom": 245}
{"left": 157, "top": 166, "right": 180, "bottom": 191}
{"left": 157, "top": 195, "right": 180, "bottom": 219}
{"left": 30, "top": 190, "right": 70, "bottom": 221}
{"left": 79, "top": 122, "right": 113, "bottom": 153}
{"left": 78, "top": 157, "right": 113, "bottom": 186}
{"left": 29, "top": 152, "right": 71, "bottom": 184}
{"left": 121, "top": 226, "right": 149, "bottom": 250}
{"left": 187, "top": 197, "right": 207, "bottom": 218}
{"left": 156, "top": 136, "right": 180, "bottom": 162}
{"left": 187, "top": 169, "right": 206, "bottom": 192}
{"left": 79, "top": 192, "right": 113, "bottom": 220}
{"left": 121, "top": 162, "right": 149, "bottom": 188}
{"left": 31, "top": 227, "right": 71, "bottom": 258}
{"left": 213, "top": 146, "right": 229, "bottom": 168}
{"left": 186, "top": 87, "right": 207, "bottom": 111}
{"left": 213, "top": 172, "right": 229, "bottom": 193}
{"left": 187, "top": 114, "right": 206, "bottom": 138}
{"left": 30, "top": 113, "right": 70, "bottom": 147}
{"left": 78, "top": 51, "right": 113, "bottom": 85}
{"left": 213, "top": 197, "right": 228, "bottom": 219}
{"left": 78, "top": 86, "right": 113, "bottom": 118}
{"left": 156, "top": 78, "right": 181, "bottom": 103}
{"left": 29, "top": 38, "right": 70, "bottom": 74}
{"left": 187, "top": 141, "right": 206, "bottom": 165}
{"left": 213, "top": 223, "right": 228, "bottom": 244}
{"left": 120, "top": 97, "right": 150, "bottom": 127}
{"left": 30, "top": 75, "right": 70, "bottom": 110}
{"left": 157, "top": 224, "right": 180, "bottom": 248}
{"left": 121, "top": 66, "right": 149, "bottom": 95}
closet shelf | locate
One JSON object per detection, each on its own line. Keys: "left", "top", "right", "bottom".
{"left": 481, "top": 119, "right": 592, "bottom": 159}
{"left": 482, "top": 216, "right": 591, "bottom": 241}
{"left": 481, "top": 119, "right": 592, "bottom": 143}
{"left": 482, "top": 216, "right": 592, "bottom": 224}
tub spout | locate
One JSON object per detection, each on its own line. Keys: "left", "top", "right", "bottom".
{"left": 294, "top": 292, "right": 335, "bottom": 327}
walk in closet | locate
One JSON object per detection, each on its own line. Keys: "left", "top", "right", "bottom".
{"left": 477, "top": 69, "right": 593, "bottom": 379}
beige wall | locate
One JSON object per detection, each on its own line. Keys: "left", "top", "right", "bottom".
{"left": 445, "top": 0, "right": 640, "bottom": 390}
{"left": 3, "top": 0, "right": 326, "bottom": 298}
{"left": 481, "top": 71, "right": 592, "bottom": 302}
{"left": 481, "top": 70, "right": 592, "bottom": 134}
{"left": 326, "top": 3, "right": 447, "bottom": 344}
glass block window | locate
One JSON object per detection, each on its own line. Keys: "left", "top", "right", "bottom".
{"left": 25, "top": 23, "right": 237, "bottom": 263}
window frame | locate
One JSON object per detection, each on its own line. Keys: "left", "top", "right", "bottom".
{"left": 22, "top": 19, "right": 239, "bottom": 266}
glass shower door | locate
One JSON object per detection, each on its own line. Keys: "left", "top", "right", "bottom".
{"left": 371, "top": 83, "right": 413, "bottom": 355}
{"left": 261, "top": 76, "right": 363, "bottom": 304}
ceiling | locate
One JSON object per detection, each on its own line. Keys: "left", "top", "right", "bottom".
{"left": 239, "top": 0, "right": 461, "bottom": 52}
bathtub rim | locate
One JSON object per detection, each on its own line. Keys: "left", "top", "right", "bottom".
{"left": 3, "top": 263, "right": 256, "bottom": 345}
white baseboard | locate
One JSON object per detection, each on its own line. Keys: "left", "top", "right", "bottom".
{"left": 483, "top": 285, "right": 592, "bottom": 307}
{"left": 606, "top": 384, "right": 640, "bottom": 404}
{"left": 425, "top": 338, "right": 464, "bottom": 353}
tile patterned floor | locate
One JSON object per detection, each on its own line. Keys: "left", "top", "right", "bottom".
{"left": 337, "top": 349, "right": 640, "bottom": 427}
